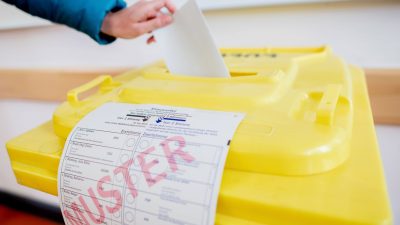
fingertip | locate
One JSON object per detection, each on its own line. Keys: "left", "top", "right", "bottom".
{"left": 166, "top": 0, "right": 176, "bottom": 13}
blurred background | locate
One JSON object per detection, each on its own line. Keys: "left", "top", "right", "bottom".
{"left": 0, "top": 0, "right": 399, "bottom": 224}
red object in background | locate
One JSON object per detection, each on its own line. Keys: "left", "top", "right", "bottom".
{"left": 0, "top": 205, "right": 62, "bottom": 225}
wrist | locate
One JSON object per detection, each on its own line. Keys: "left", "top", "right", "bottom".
{"left": 101, "top": 13, "right": 116, "bottom": 37}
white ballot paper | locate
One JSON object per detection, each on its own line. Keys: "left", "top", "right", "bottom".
{"left": 154, "top": 0, "right": 230, "bottom": 77}
{"left": 58, "top": 102, "right": 244, "bottom": 225}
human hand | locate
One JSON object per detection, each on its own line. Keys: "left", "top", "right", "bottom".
{"left": 101, "top": 0, "right": 175, "bottom": 44}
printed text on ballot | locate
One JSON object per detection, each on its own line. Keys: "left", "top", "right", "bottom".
{"left": 61, "top": 135, "right": 195, "bottom": 225}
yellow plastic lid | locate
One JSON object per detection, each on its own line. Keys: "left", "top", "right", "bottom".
{"left": 6, "top": 46, "right": 392, "bottom": 224}
{"left": 53, "top": 46, "right": 352, "bottom": 176}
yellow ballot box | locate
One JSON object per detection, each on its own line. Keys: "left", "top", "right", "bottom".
{"left": 6, "top": 46, "right": 392, "bottom": 225}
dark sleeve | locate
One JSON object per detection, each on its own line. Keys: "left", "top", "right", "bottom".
{"left": 3, "top": 0, "right": 126, "bottom": 45}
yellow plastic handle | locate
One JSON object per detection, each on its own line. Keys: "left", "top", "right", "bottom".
{"left": 67, "top": 75, "right": 113, "bottom": 105}
{"left": 316, "top": 84, "right": 342, "bottom": 125}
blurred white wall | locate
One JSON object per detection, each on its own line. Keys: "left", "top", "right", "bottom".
{"left": 0, "top": 0, "right": 340, "bottom": 30}
{"left": 0, "top": 1, "right": 399, "bottom": 69}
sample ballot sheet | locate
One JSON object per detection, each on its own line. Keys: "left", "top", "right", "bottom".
{"left": 58, "top": 102, "right": 244, "bottom": 225}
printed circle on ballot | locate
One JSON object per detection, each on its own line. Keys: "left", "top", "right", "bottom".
{"left": 130, "top": 174, "right": 138, "bottom": 185}
{"left": 119, "top": 153, "right": 130, "bottom": 164}
{"left": 125, "top": 138, "right": 136, "bottom": 148}
{"left": 115, "top": 172, "right": 139, "bottom": 187}
{"left": 115, "top": 173, "right": 124, "bottom": 183}
{"left": 126, "top": 192, "right": 136, "bottom": 205}
{"left": 139, "top": 140, "right": 150, "bottom": 149}
{"left": 111, "top": 203, "right": 121, "bottom": 218}
{"left": 124, "top": 211, "right": 135, "bottom": 223}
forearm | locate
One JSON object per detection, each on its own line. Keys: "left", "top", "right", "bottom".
{"left": 3, "top": 0, "right": 126, "bottom": 44}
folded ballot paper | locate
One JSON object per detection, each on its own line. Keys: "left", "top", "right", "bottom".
{"left": 58, "top": 102, "right": 244, "bottom": 225}
{"left": 154, "top": 0, "right": 230, "bottom": 77}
